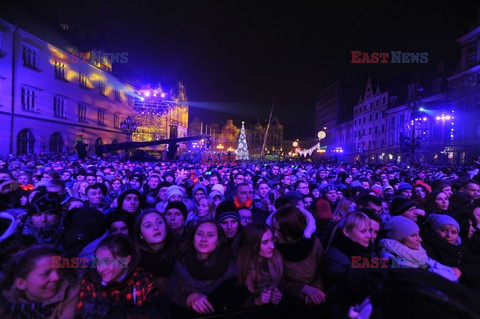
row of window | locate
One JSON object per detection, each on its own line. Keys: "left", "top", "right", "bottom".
{"left": 354, "top": 96, "right": 387, "bottom": 115}
{"left": 16, "top": 129, "right": 118, "bottom": 155}
{"left": 354, "top": 125, "right": 385, "bottom": 137}
{"left": 21, "top": 86, "right": 122, "bottom": 128}
{"left": 354, "top": 111, "right": 384, "bottom": 125}
{"left": 22, "top": 45, "right": 124, "bottom": 102}
{"left": 354, "top": 139, "right": 386, "bottom": 151}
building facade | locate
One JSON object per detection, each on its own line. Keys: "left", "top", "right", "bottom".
{"left": 352, "top": 77, "right": 388, "bottom": 163}
{"left": 0, "top": 18, "right": 187, "bottom": 156}
{"left": 447, "top": 23, "right": 480, "bottom": 164}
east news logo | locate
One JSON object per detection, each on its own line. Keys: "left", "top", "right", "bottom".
{"left": 351, "top": 51, "right": 428, "bottom": 63}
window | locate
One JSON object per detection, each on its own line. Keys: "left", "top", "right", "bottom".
{"left": 369, "top": 114, "right": 372, "bottom": 122}
{"left": 21, "top": 87, "right": 38, "bottom": 112}
{"left": 375, "top": 126, "right": 378, "bottom": 133}
{"left": 98, "top": 108, "right": 106, "bottom": 126}
{"left": 369, "top": 127, "right": 372, "bottom": 134}
{"left": 363, "top": 117, "right": 366, "bottom": 124}
{"left": 363, "top": 129, "right": 365, "bottom": 135}
{"left": 382, "top": 124, "right": 385, "bottom": 133}
{"left": 375, "top": 112, "right": 378, "bottom": 120}
{"left": 49, "top": 132, "right": 63, "bottom": 153}
{"left": 128, "top": 95, "right": 135, "bottom": 106}
{"left": 53, "top": 95, "right": 66, "bottom": 118}
{"left": 54, "top": 61, "right": 66, "bottom": 80}
{"left": 22, "top": 45, "right": 39, "bottom": 69}
{"left": 390, "top": 117, "right": 396, "bottom": 128}
{"left": 79, "top": 72, "right": 89, "bottom": 88}
{"left": 399, "top": 114, "right": 405, "bottom": 125}
{"left": 114, "top": 88, "right": 122, "bottom": 102}
{"left": 381, "top": 139, "right": 385, "bottom": 147}
{"left": 78, "top": 103, "right": 88, "bottom": 122}
{"left": 17, "top": 129, "right": 35, "bottom": 154}
{"left": 114, "top": 113, "right": 120, "bottom": 128}
{"left": 98, "top": 80, "right": 106, "bottom": 96}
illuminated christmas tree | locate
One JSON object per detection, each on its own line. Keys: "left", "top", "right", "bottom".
{"left": 236, "top": 121, "right": 250, "bottom": 160}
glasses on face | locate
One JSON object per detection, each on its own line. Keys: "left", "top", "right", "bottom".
{"left": 240, "top": 216, "right": 252, "bottom": 222}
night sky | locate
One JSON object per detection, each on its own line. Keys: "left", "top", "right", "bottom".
{"left": 2, "top": 0, "right": 480, "bottom": 139}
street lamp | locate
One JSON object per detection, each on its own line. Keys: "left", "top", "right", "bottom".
{"left": 120, "top": 116, "right": 138, "bottom": 142}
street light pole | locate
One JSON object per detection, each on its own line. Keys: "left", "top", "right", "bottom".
{"left": 407, "top": 77, "right": 423, "bottom": 164}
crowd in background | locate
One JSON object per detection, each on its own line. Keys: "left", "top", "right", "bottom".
{"left": 1, "top": 153, "right": 480, "bottom": 318}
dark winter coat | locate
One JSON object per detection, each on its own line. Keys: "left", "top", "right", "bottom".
{"left": 276, "top": 236, "right": 325, "bottom": 299}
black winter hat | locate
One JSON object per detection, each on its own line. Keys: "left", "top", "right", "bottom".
{"left": 28, "top": 192, "right": 61, "bottom": 216}
{"left": 165, "top": 201, "right": 188, "bottom": 220}
{"left": 390, "top": 197, "right": 416, "bottom": 216}
{"left": 215, "top": 201, "right": 240, "bottom": 223}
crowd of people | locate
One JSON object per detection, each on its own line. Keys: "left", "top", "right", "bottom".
{"left": 1, "top": 152, "right": 480, "bottom": 318}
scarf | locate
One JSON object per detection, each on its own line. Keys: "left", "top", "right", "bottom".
{"left": 182, "top": 244, "right": 232, "bottom": 281}
{"left": 234, "top": 197, "right": 253, "bottom": 209}
{"left": 276, "top": 237, "right": 315, "bottom": 262}
{"left": 332, "top": 230, "right": 375, "bottom": 259}
{"left": 22, "top": 216, "right": 64, "bottom": 248}
{"left": 20, "top": 184, "right": 35, "bottom": 191}
{"left": 379, "top": 239, "right": 428, "bottom": 269}
{"left": 0, "top": 296, "right": 56, "bottom": 319}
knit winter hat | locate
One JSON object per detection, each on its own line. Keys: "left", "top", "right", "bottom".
{"left": 428, "top": 214, "right": 460, "bottom": 231}
{"left": 350, "top": 180, "right": 362, "bottom": 188}
{"left": 192, "top": 184, "right": 207, "bottom": 196}
{"left": 209, "top": 190, "right": 224, "bottom": 200}
{"left": 165, "top": 201, "right": 188, "bottom": 220}
{"left": 284, "top": 190, "right": 302, "bottom": 201}
{"left": 397, "top": 182, "right": 412, "bottom": 193}
{"left": 215, "top": 200, "right": 240, "bottom": 223}
{"left": 320, "top": 184, "right": 337, "bottom": 197}
{"left": 383, "top": 185, "right": 394, "bottom": 193}
{"left": 389, "top": 197, "right": 416, "bottom": 216}
{"left": 28, "top": 192, "right": 61, "bottom": 216}
{"left": 167, "top": 185, "right": 185, "bottom": 200}
{"left": 211, "top": 184, "right": 225, "bottom": 196}
{"left": 117, "top": 189, "right": 142, "bottom": 211}
{"left": 384, "top": 216, "right": 420, "bottom": 241}
{"left": 129, "top": 173, "right": 144, "bottom": 184}
{"left": 370, "top": 184, "right": 383, "bottom": 196}
{"left": 315, "top": 198, "right": 332, "bottom": 219}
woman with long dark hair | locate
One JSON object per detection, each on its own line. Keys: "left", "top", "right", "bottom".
{"left": 425, "top": 190, "right": 450, "bottom": 215}
{"left": 168, "top": 220, "right": 245, "bottom": 315}
{"left": 133, "top": 209, "right": 178, "bottom": 295}
{"left": 236, "top": 223, "right": 283, "bottom": 307}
